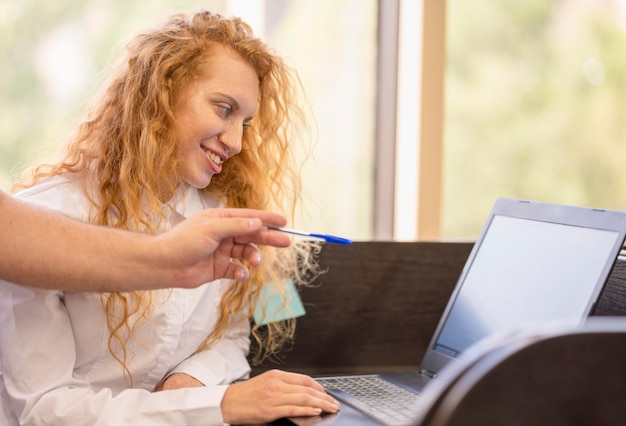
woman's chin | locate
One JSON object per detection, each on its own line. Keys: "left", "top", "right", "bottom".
{"left": 185, "top": 175, "right": 214, "bottom": 189}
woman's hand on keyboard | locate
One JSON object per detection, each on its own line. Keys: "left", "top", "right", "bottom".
{"left": 221, "top": 369, "right": 340, "bottom": 424}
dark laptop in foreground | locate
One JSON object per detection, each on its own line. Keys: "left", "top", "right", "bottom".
{"left": 276, "top": 197, "right": 626, "bottom": 426}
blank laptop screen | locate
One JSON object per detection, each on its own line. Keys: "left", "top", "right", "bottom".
{"left": 433, "top": 215, "right": 620, "bottom": 358}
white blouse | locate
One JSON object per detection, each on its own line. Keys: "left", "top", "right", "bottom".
{"left": 0, "top": 175, "right": 251, "bottom": 425}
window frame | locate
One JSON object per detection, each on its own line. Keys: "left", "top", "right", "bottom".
{"left": 376, "top": 0, "right": 446, "bottom": 240}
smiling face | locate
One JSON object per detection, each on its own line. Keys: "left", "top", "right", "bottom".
{"left": 173, "top": 45, "right": 260, "bottom": 189}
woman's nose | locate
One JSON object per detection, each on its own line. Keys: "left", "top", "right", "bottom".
{"left": 219, "top": 123, "right": 243, "bottom": 156}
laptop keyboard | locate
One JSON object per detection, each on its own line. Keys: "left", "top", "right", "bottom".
{"left": 316, "top": 375, "right": 426, "bottom": 426}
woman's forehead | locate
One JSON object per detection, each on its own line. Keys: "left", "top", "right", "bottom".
{"left": 180, "top": 47, "right": 259, "bottom": 109}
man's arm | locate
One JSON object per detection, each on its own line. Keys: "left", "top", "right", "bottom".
{"left": 0, "top": 190, "right": 290, "bottom": 292}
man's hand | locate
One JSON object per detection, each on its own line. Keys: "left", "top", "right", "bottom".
{"left": 153, "top": 208, "right": 291, "bottom": 289}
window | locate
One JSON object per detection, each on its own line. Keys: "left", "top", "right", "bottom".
{"left": 443, "top": 0, "right": 626, "bottom": 238}
{"left": 0, "top": 0, "right": 377, "bottom": 240}
{"left": 260, "top": 1, "right": 378, "bottom": 240}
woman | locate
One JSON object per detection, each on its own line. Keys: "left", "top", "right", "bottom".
{"left": 0, "top": 10, "right": 339, "bottom": 425}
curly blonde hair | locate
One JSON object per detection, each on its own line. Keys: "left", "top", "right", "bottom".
{"left": 14, "top": 10, "right": 320, "bottom": 383}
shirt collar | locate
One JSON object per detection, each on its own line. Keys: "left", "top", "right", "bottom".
{"left": 167, "top": 185, "right": 221, "bottom": 222}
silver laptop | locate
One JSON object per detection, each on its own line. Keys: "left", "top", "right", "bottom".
{"left": 277, "top": 198, "right": 626, "bottom": 426}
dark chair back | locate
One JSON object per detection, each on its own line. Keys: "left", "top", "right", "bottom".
{"left": 414, "top": 317, "right": 626, "bottom": 426}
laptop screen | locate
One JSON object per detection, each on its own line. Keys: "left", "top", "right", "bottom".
{"left": 433, "top": 214, "right": 620, "bottom": 358}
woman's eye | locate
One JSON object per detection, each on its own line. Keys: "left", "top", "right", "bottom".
{"left": 218, "top": 105, "right": 232, "bottom": 118}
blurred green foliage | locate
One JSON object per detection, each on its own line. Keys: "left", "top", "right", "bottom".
{"left": 444, "top": 0, "right": 626, "bottom": 238}
{"left": 6, "top": 0, "right": 620, "bottom": 239}
{"left": 0, "top": 0, "right": 227, "bottom": 189}
{"left": 0, "top": 0, "right": 376, "bottom": 240}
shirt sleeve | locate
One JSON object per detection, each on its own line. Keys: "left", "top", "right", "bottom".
{"left": 165, "top": 310, "right": 252, "bottom": 386}
{"left": 0, "top": 282, "right": 229, "bottom": 426}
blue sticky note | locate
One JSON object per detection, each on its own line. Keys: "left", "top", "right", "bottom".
{"left": 254, "top": 278, "right": 306, "bottom": 325}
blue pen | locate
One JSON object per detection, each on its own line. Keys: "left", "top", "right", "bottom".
{"left": 268, "top": 227, "right": 352, "bottom": 245}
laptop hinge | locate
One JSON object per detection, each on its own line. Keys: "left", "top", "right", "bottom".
{"left": 419, "top": 369, "right": 437, "bottom": 379}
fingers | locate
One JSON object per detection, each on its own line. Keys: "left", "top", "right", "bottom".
{"left": 193, "top": 208, "right": 292, "bottom": 248}
{"left": 278, "top": 387, "right": 339, "bottom": 416}
{"left": 204, "top": 217, "right": 264, "bottom": 239}
{"left": 260, "top": 370, "right": 340, "bottom": 415}
{"left": 221, "top": 370, "right": 340, "bottom": 425}
{"left": 225, "top": 243, "right": 259, "bottom": 281}
{"left": 241, "top": 243, "right": 261, "bottom": 266}
{"left": 227, "top": 262, "right": 251, "bottom": 281}
{"left": 200, "top": 208, "right": 288, "bottom": 228}
{"left": 201, "top": 217, "right": 291, "bottom": 248}
{"left": 236, "top": 227, "right": 291, "bottom": 248}
{"left": 275, "top": 370, "right": 326, "bottom": 393}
